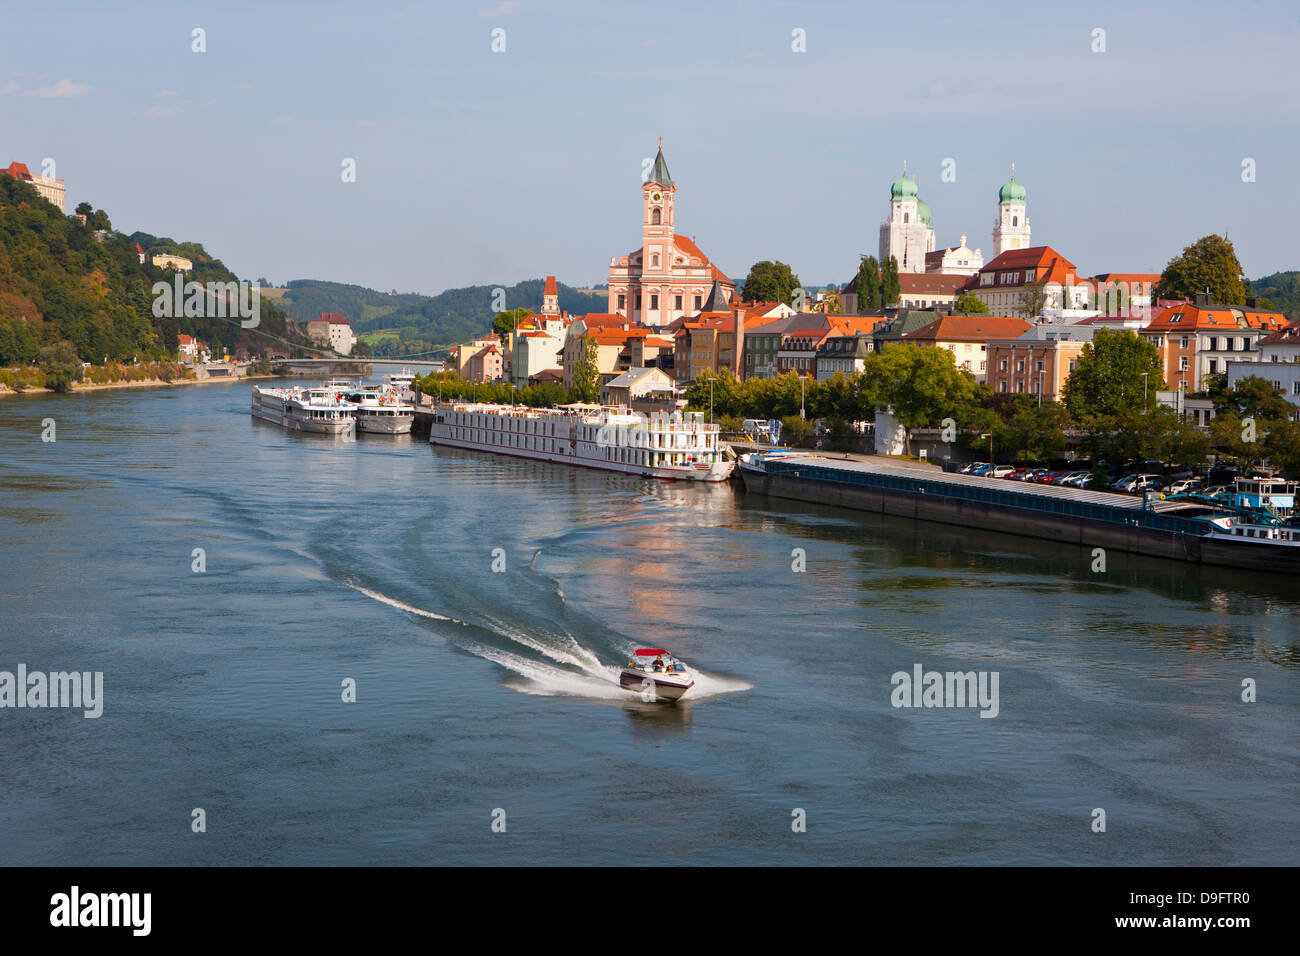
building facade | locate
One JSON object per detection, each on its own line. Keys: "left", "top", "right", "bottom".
{"left": 607, "top": 146, "right": 734, "bottom": 327}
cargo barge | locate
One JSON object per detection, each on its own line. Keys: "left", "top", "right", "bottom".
{"left": 738, "top": 452, "right": 1300, "bottom": 574}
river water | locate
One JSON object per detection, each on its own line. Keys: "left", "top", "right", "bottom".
{"left": 1, "top": 372, "right": 1296, "bottom": 865}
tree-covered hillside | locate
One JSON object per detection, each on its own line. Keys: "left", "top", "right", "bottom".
{"left": 1251, "top": 272, "right": 1300, "bottom": 321}
{"left": 273, "top": 277, "right": 606, "bottom": 357}
{"left": 0, "top": 175, "right": 305, "bottom": 365}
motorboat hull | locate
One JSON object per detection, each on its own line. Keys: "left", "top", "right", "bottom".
{"left": 619, "top": 668, "right": 695, "bottom": 702}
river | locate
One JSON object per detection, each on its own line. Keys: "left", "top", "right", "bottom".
{"left": 1, "top": 372, "right": 1296, "bottom": 865}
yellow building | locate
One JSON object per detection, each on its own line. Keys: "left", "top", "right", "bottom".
{"left": 152, "top": 254, "right": 194, "bottom": 272}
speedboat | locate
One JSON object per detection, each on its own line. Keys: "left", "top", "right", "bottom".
{"left": 619, "top": 648, "right": 695, "bottom": 702}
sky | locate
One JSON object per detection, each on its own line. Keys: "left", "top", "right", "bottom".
{"left": 3, "top": 0, "right": 1299, "bottom": 297}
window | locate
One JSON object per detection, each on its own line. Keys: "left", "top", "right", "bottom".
{"left": 1208, "top": 337, "right": 1217, "bottom": 350}
{"left": 694, "top": 295, "right": 702, "bottom": 309}
{"left": 617, "top": 293, "right": 626, "bottom": 310}
{"left": 1225, "top": 338, "right": 1235, "bottom": 351}
{"left": 1068, "top": 360, "right": 1077, "bottom": 372}
{"left": 999, "top": 381, "right": 1007, "bottom": 393}
{"left": 650, "top": 294, "right": 659, "bottom": 311}
{"left": 999, "top": 359, "right": 1008, "bottom": 372}
{"left": 903, "top": 213, "right": 909, "bottom": 223}
{"left": 1180, "top": 336, "right": 1188, "bottom": 348}
{"left": 1179, "top": 356, "right": 1188, "bottom": 371}
{"left": 1293, "top": 382, "right": 1300, "bottom": 395}
{"left": 674, "top": 295, "right": 682, "bottom": 310}
{"left": 1035, "top": 360, "right": 1044, "bottom": 372}
{"left": 635, "top": 294, "right": 642, "bottom": 310}
{"left": 1016, "top": 360, "right": 1025, "bottom": 372}
{"left": 651, "top": 208, "right": 661, "bottom": 225}
{"left": 1012, "top": 216, "right": 1018, "bottom": 226}
{"left": 1209, "top": 359, "right": 1218, "bottom": 373}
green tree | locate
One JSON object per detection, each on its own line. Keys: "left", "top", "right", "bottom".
{"left": 780, "top": 414, "right": 815, "bottom": 447}
{"left": 39, "top": 342, "right": 82, "bottom": 392}
{"left": 1215, "top": 375, "right": 1293, "bottom": 421}
{"left": 853, "top": 256, "right": 881, "bottom": 311}
{"left": 820, "top": 291, "right": 844, "bottom": 314}
{"left": 860, "top": 344, "right": 979, "bottom": 454}
{"left": 570, "top": 334, "right": 600, "bottom": 403}
{"left": 951, "top": 292, "right": 989, "bottom": 315}
{"left": 880, "top": 255, "right": 901, "bottom": 309}
{"left": 1210, "top": 412, "right": 1263, "bottom": 469}
{"left": 492, "top": 306, "right": 531, "bottom": 338}
{"left": 1263, "top": 419, "right": 1300, "bottom": 478}
{"left": 1154, "top": 234, "right": 1247, "bottom": 305}
{"left": 1061, "top": 328, "right": 1164, "bottom": 419}
{"left": 741, "top": 260, "right": 801, "bottom": 305}
{"left": 996, "top": 400, "right": 1069, "bottom": 462}
{"left": 1021, "top": 277, "right": 1048, "bottom": 318}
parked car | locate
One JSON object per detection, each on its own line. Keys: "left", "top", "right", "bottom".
{"left": 1112, "top": 473, "right": 1159, "bottom": 493}
{"left": 1059, "top": 473, "right": 1094, "bottom": 488}
{"left": 1052, "top": 471, "right": 1090, "bottom": 486}
{"left": 1164, "top": 479, "right": 1200, "bottom": 496}
{"left": 1007, "top": 468, "right": 1042, "bottom": 481}
{"left": 985, "top": 465, "right": 1017, "bottom": 478}
{"left": 960, "top": 462, "right": 989, "bottom": 474}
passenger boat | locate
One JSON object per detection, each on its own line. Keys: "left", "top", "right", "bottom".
{"left": 250, "top": 385, "right": 357, "bottom": 435}
{"left": 429, "top": 401, "right": 734, "bottom": 482}
{"left": 323, "top": 382, "right": 414, "bottom": 434}
{"left": 619, "top": 648, "right": 696, "bottom": 702}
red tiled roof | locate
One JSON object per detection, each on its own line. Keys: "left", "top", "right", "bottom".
{"left": 3, "top": 162, "right": 33, "bottom": 181}
{"left": 903, "top": 315, "right": 1034, "bottom": 342}
{"left": 897, "top": 273, "right": 968, "bottom": 295}
{"left": 543, "top": 275, "right": 557, "bottom": 296}
{"left": 1144, "top": 304, "right": 1288, "bottom": 332}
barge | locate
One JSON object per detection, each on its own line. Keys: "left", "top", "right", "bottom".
{"left": 738, "top": 452, "right": 1300, "bottom": 574}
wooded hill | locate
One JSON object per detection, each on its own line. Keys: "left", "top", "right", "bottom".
{"left": 0, "top": 175, "right": 306, "bottom": 366}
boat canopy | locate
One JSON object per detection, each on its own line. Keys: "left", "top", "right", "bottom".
{"left": 634, "top": 648, "right": 668, "bottom": 656}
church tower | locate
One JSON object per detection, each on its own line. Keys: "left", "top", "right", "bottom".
{"left": 993, "top": 165, "right": 1030, "bottom": 256}
{"left": 638, "top": 143, "right": 676, "bottom": 325}
{"left": 879, "top": 163, "right": 935, "bottom": 274}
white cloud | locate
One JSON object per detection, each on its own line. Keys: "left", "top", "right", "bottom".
{"left": 26, "top": 79, "right": 90, "bottom": 99}
{"left": 270, "top": 114, "right": 291, "bottom": 125}
{"left": 479, "top": 1, "right": 520, "bottom": 16}
{"left": 0, "top": 81, "right": 19, "bottom": 95}
{"left": 145, "top": 103, "right": 186, "bottom": 120}
{"left": 156, "top": 89, "right": 178, "bottom": 99}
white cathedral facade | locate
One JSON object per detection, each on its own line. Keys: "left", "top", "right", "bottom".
{"left": 878, "top": 164, "right": 1031, "bottom": 276}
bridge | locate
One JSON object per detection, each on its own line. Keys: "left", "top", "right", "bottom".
{"left": 271, "top": 358, "right": 445, "bottom": 369}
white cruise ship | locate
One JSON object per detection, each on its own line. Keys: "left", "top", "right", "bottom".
{"left": 250, "top": 385, "right": 358, "bottom": 435}
{"left": 321, "top": 381, "right": 415, "bottom": 434}
{"left": 429, "top": 402, "right": 734, "bottom": 482}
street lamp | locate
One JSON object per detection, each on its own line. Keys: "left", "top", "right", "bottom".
{"left": 1141, "top": 371, "right": 1149, "bottom": 410}
{"left": 800, "top": 375, "right": 806, "bottom": 420}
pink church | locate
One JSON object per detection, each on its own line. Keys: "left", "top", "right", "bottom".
{"left": 608, "top": 145, "right": 735, "bottom": 328}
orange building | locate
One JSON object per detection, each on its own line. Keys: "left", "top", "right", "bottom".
{"left": 1139, "top": 295, "right": 1289, "bottom": 392}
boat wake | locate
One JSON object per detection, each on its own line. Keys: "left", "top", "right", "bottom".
{"left": 340, "top": 579, "right": 751, "bottom": 704}
{"left": 343, "top": 581, "right": 465, "bottom": 624}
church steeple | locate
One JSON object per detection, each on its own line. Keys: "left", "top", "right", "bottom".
{"left": 648, "top": 138, "right": 673, "bottom": 186}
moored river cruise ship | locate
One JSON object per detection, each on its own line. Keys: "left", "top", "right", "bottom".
{"left": 250, "top": 385, "right": 357, "bottom": 435}
{"left": 429, "top": 402, "right": 734, "bottom": 481}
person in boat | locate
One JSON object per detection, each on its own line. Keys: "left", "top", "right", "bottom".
{"left": 652, "top": 656, "right": 664, "bottom": 672}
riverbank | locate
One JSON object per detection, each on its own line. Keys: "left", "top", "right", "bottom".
{"left": 0, "top": 373, "right": 275, "bottom": 400}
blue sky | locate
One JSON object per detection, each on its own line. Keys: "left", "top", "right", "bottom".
{"left": 4, "top": 0, "right": 1298, "bottom": 296}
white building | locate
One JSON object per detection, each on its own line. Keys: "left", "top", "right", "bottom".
{"left": 878, "top": 164, "right": 936, "bottom": 274}
{"left": 925, "top": 235, "right": 984, "bottom": 276}
{"left": 992, "top": 166, "right": 1031, "bottom": 257}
